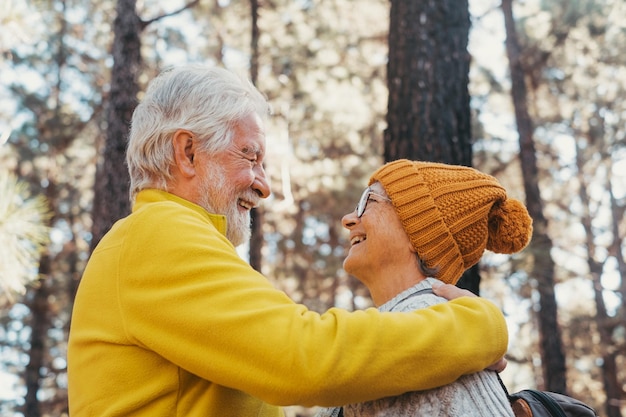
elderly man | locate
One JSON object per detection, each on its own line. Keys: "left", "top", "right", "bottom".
{"left": 68, "top": 65, "right": 508, "bottom": 417}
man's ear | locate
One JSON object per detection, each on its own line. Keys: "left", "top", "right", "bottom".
{"left": 172, "top": 129, "right": 196, "bottom": 178}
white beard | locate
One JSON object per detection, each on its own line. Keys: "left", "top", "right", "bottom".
{"left": 199, "top": 165, "right": 252, "bottom": 247}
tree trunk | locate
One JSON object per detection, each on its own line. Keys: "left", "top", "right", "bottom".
{"left": 608, "top": 174, "right": 626, "bottom": 306}
{"left": 579, "top": 148, "right": 624, "bottom": 417}
{"left": 90, "top": 0, "right": 141, "bottom": 251}
{"left": 23, "top": 257, "right": 50, "bottom": 417}
{"left": 248, "top": 0, "right": 263, "bottom": 271}
{"left": 385, "top": 0, "right": 479, "bottom": 293}
{"left": 501, "top": 0, "right": 566, "bottom": 393}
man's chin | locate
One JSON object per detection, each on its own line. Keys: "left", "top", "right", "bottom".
{"left": 229, "top": 230, "right": 251, "bottom": 247}
{"left": 226, "top": 213, "right": 252, "bottom": 246}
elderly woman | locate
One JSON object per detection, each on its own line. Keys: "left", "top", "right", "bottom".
{"left": 319, "top": 159, "right": 533, "bottom": 417}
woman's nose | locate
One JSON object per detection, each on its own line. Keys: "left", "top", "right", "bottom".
{"left": 341, "top": 210, "right": 358, "bottom": 229}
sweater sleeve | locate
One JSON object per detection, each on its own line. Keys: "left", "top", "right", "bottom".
{"left": 118, "top": 201, "right": 508, "bottom": 408}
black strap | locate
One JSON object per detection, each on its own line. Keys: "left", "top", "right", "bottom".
{"left": 498, "top": 373, "right": 568, "bottom": 417}
{"left": 496, "top": 372, "right": 511, "bottom": 397}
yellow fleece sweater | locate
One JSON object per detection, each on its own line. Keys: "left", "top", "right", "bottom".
{"left": 68, "top": 189, "right": 508, "bottom": 417}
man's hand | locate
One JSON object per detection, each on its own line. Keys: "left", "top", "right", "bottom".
{"left": 487, "top": 357, "right": 508, "bottom": 373}
{"left": 431, "top": 281, "right": 476, "bottom": 300}
{"left": 432, "top": 281, "right": 508, "bottom": 373}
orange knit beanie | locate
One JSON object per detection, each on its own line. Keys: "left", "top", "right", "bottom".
{"left": 369, "top": 159, "right": 533, "bottom": 285}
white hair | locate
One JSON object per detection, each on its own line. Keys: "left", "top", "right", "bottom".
{"left": 126, "top": 65, "right": 271, "bottom": 203}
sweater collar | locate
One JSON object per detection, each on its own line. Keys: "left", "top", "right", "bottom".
{"left": 133, "top": 189, "right": 228, "bottom": 236}
{"left": 378, "top": 277, "right": 441, "bottom": 312}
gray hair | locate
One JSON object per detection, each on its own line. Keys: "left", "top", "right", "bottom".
{"left": 126, "top": 65, "right": 271, "bottom": 203}
{"left": 418, "top": 255, "right": 439, "bottom": 278}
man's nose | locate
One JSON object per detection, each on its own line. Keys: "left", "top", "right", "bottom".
{"left": 253, "top": 166, "right": 271, "bottom": 198}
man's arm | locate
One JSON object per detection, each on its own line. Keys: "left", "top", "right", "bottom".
{"left": 432, "top": 281, "right": 508, "bottom": 373}
{"left": 123, "top": 203, "right": 509, "bottom": 407}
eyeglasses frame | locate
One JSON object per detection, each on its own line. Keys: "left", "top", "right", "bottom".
{"left": 355, "top": 187, "right": 391, "bottom": 218}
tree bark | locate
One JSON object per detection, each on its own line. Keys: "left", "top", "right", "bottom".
{"left": 90, "top": 0, "right": 141, "bottom": 251}
{"left": 385, "top": 0, "right": 479, "bottom": 293}
{"left": 608, "top": 174, "right": 626, "bottom": 306}
{"left": 22, "top": 267, "right": 49, "bottom": 417}
{"left": 501, "top": 0, "right": 566, "bottom": 393}
{"left": 579, "top": 147, "right": 624, "bottom": 417}
{"left": 248, "top": 0, "right": 264, "bottom": 271}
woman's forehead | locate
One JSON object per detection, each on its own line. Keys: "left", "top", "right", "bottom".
{"left": 369, "top": 181, "right": 387, "bottom": 196}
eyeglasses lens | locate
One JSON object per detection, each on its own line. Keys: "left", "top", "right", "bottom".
{"left": 356, "top": 188, "right": 371, "bottom": 218}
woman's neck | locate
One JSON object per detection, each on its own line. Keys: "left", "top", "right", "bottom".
{"left": 366, "top": 264, "right": 427, "bottom": 307}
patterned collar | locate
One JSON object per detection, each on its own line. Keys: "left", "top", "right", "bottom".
{"left": 378, "top": 277, "right": 441, "bottom": 312}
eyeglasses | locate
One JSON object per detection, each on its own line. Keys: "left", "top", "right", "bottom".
{"left": 355, "top": 187, "right": 391, "bottom": 218}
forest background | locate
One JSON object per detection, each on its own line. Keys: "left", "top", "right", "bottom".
{"left": 0, "top": 0, "right": 624, "bottom": 416}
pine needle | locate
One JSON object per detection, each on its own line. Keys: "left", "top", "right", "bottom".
{"left": 0, "top": 171, "right": 51, "bottom": 302}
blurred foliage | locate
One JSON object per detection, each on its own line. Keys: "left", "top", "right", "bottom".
{"left": 0, "top": 171, "right": 50, "bottom": 302}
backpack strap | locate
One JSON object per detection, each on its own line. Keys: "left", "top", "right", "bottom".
{"left": 497, "top": 373, "right": 570, "bottom": 417}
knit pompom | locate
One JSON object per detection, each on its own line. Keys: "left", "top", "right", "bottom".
{"left": 487, "top": 199, "right": 533, "bottom": 254}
